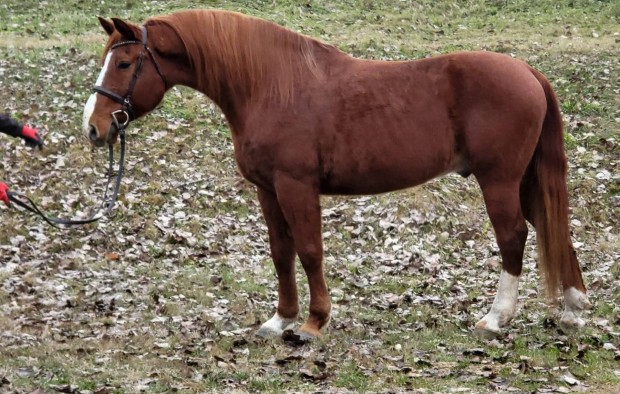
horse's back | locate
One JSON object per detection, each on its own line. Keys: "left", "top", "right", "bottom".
{"left": 312, "top": 51, "right": 546, "bottom": 194}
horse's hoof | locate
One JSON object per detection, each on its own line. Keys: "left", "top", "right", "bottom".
{"left": 282, "top": 329, "right": 315, "bottom": 346}
{"left": 295, "top": 330, "right": 317, "bottom": 342}
{"left": 255, "top": 313, "right": 297, "bottom": 338}
{"left": 255, "top": 325, "right": 280, "bottom": 338}
{"left": 474, "top": 319, "right": 502, "bottom": 340}
{"left": 560, "top": 314, "right": 585, "bottom": 331}
{"left": 560, "top": 288, "right": 589, "bottom": 332}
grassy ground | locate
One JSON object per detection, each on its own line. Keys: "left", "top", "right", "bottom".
{"left": 1, "top": 1, "right": 619, "bottom": 393}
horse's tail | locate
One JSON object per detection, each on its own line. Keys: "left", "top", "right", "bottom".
{"left": 523, "top": 68, "right": 579, "bottom": 300}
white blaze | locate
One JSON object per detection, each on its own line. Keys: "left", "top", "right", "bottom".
{"left": 82, "top": 51, "right": 113, "bottom": 138}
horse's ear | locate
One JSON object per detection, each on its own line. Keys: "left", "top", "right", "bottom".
{"left": 111, "top": 18, "right": 139, "bottom": 40}
{"left": 98, "top": 17, "right": 115, "bottom": 36}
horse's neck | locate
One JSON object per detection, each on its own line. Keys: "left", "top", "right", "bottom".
{"left": 155, "top": 12, "right": 337, "bottom": 128}
{"left": 206, "top": 21, "right": 330, "bottom": 109}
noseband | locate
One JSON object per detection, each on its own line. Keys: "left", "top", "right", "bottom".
{"left": 93, "top": 25, "right": 167, "bottom": 126}
{"left": 7, "top": 26, "right": 167, "bottom": 228}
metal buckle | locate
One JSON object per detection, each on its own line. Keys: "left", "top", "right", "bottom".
{"left": 111, "top": 109, "right": 130, "bottom": 128}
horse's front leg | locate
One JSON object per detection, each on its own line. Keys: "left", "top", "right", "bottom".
{"left": 255, "top": 188, "right": 299, "bottom": 338}
{"left": 272, "top": 175, "right": 330, "bottom": 339}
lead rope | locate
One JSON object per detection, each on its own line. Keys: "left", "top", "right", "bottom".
{"left": 7, "top": 125, "right": 126, "bottom": 228}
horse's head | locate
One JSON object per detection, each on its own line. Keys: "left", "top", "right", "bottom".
{"left": 82, "top": 17, "right": 168, "bottom": 147}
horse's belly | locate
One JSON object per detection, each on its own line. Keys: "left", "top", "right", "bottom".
{"left": 320, "top": 177, "right": 435, "bottom": 195}
{"left": 319, "top": 148, "right": 460, "bottom": 195}
{"left": 318, "top": 87, "right": 460, "bottom": 195}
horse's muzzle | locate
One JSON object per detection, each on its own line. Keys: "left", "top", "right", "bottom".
{"left": 88, "top": 125, "right": 98, "bottom": 142}
{"left": 86, "top": 124, "right": 106, "bottom": 148}
{"left": 105, "top": 123, "right": 120, "bottom": 146}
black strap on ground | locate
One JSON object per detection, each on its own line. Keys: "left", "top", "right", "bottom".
{"left": 7, "top": 127, "right": 126, "bottom": 228}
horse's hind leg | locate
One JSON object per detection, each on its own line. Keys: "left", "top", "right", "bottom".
{"left": 520, "top": 170, "right": 590, "bottom": 329}
{"left": 255, "top": 188, "right": 299, "bottom": 338}
{"left": 560, "top": 247, "right": 590, "bottom": 329}
{"left": 474, "top": 179, "right": 529, "bottom": 339}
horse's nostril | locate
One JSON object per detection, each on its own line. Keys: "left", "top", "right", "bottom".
{"left": 88, "top": 125, "right": 98, "bottom": 141}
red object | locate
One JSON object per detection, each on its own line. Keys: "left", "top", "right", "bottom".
{"left": 19, "top": 125, "right": 43, "bottom": 148}
{"left": 0, "top": 182, "right": 10, "bottom": 207}
{"left": 21, "top": 125, "right": 38, "bottom": 140}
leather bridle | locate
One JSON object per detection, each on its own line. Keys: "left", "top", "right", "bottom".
{"left": 93, "top": 25, "right": 167, "bottom": 130}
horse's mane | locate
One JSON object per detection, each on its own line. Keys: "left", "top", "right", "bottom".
{"left": 146, "top": 10, "right": 332, "bottom": 104}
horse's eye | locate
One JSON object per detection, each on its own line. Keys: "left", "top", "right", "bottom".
{"left": 118, "top": 61, "right": 131, "bottom": 70}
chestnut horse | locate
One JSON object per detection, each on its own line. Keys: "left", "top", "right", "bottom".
{"left": 83, "top": 9, "right": 589, "bottom": 340}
